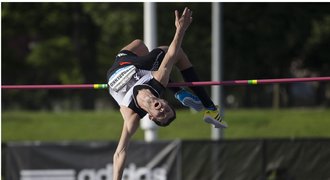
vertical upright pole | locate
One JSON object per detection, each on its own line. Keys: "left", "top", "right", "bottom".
{"left": 144, "top": 2, "right": 157, "bottom": 49}
{"left": 211, "top": 2, "right": 224, "bottom": 140}
{"left": 141, "top": 2, "right": 159, "bottom": 142}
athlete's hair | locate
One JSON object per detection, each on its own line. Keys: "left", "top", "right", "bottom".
{"left": 153, "top": 105, "right": 176, "bottom": 127}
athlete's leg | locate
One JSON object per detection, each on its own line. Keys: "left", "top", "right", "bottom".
{"left": 174, "top": 47, "right": 216, "bottom": 110}
{"left": 173, "top": 47, "right": 227, "bottom": 128}
{"left": 121, "top": 39, "right": 149, "bottom": 56}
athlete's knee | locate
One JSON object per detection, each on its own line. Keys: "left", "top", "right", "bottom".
{"left": 122, "top": 39, "right": 149, "bottom": 56}
{"left": 132, "top": 39, "right": 145, "bottom": 47}
{"left": 133, "top": 39, "right": 150, "bottom": 55}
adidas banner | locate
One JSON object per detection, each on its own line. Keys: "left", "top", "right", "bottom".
{"left": 5, "top": 141, "right": 180, "bottom": 180}
{"left": 4, "top": 139, "right": 330, "bottom": 180}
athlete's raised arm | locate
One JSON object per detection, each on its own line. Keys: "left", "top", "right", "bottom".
{"left": 152, "top": 7, "right": 193, "bottom": 86}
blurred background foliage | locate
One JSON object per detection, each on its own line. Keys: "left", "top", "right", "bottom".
{"left": 2, "top": 2, "right": 330, "bottom": 110}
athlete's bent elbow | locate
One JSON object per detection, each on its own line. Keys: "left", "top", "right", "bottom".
{"left": 113, "top": 152, "right": 119, "bottom": 161}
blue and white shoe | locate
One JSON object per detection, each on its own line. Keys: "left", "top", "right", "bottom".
{"left": 175, "top": 90, "right": 204, "bottom": 111}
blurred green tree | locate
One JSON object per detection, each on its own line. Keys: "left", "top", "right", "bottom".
{"left": 222, "top": 3, "right": 330, "bottom": 107}
{"left": 2, "top": 2, "right": 330, "bottom": 109}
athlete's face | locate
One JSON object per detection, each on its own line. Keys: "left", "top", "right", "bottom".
{"left": 146, "top": 97, "right": 174, "bottom": 123}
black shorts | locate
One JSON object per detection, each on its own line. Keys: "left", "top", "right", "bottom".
{"left": 106, "top": 48, "right": 166, "bottom": 80}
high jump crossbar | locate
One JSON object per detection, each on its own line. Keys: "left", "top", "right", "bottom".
{"left": 2, "top": 77, "right": 330, "bottom": 90}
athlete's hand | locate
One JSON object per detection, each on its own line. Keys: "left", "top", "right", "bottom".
{"left": 175, "top": 7, "right": 193, "bottom": 32}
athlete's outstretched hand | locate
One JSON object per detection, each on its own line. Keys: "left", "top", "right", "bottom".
{"left": 175, "top": 7, "right": 193, "bottom": 32}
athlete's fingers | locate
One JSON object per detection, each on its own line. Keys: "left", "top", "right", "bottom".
{"left": 184, "top": 8, "right": 192, "bottom": 21}
{"left": 175, "top": 10, "right": 179, "bottom": 22}
{"left": 182, "top": 7, "right": 188, "bottom": 17}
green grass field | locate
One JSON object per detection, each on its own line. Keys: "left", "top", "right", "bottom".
{"left": 2, "top": 108, "right": 330, "bottom": 142}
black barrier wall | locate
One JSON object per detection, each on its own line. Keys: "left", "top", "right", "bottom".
{"left": 4, "top": 139, "right": 330, "bottom": 180}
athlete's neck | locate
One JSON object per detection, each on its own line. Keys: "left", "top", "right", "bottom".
{"left": 136, "top": 89, "right": 155, "bottom": 110}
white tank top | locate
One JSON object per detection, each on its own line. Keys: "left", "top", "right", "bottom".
{"left": 108, "top": 69, "right": 153, "bottom": 107}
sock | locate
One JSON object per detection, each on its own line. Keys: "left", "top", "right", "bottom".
{"left": 181, "top": 67, "right": 216, "bottom": 110}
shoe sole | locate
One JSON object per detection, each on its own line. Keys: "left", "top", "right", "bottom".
{"left": 182, "top": 98, "right": 204, "bottom": 112}
{"left": 204, "top": 116, "right": 228, "bottom": 128}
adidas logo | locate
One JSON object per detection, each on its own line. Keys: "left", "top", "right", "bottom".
{"left": 117, "top": 53, "right": 127, "bottom": 57}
